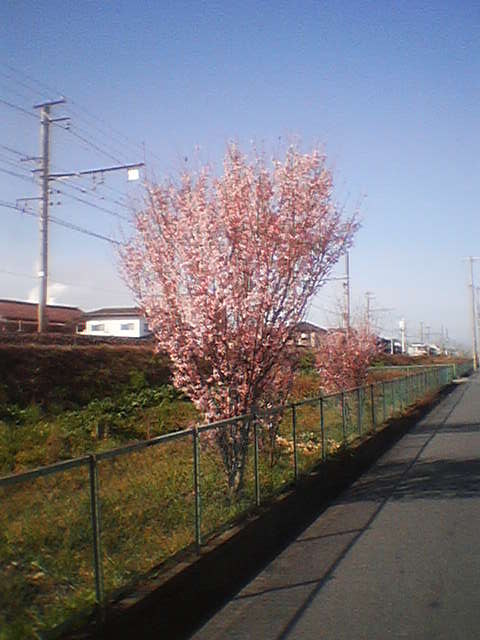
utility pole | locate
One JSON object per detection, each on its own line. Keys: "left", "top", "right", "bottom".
{"left": 465, "top": 257, "right": 480, "bottom": 370}
{"left": 425, "top": 325, "right": 431, "bottom": 345}
{"left": 33, "top": 99, "right": 67, "bottom": 333}
{"left": 343, "top": 251, "right": 350, "bottom": 331}
{"left": 365, "top": 291, "right": 374, "bottom": 330}
{"left": 399, "top": 318, "right": 406, "bottom": 354}
{"left": 32, "top": 97, "right": 143, "bottom": 333}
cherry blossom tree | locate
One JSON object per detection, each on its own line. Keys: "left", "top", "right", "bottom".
{"left": 315, "top": 326, "right": 380, "bottom": 394}
{"left": 121, "top": 143, "right": 358, "bottom": 493}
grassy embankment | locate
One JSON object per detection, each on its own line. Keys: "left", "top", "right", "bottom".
{"left": 0, "top": 344, "right": 462, "bottom": 639}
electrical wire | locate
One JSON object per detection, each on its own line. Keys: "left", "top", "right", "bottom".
{"left": 0, "top": 68, "right": 50, "bottom": 102}
{"left": 0, "top": 97, "right": 37, "bottom": 119}
{"left": 0, "top": 268, "right": 127, "bottom": 295}
{"left": 51, "top": 176, "right": 131, "bottom": 211}
{"left": 63, "top": 125, "right": 124, "bottom": 164}
{"left": 0, "top": 166, "right": 36, "bottom": 183}
{"left": 1, "top": 63, "right": 157, "bottom": 174}
{"left": 54, "top": 187, "right": 131, "bottom": 222}
{"left": 0, "top": 143, "right": 32, "bottom": 158}
{"left": 0, "top": 154, "right": 34, "bottom": 176}
{"left": 0, "top": 200, "right": 121, "bottom": 244}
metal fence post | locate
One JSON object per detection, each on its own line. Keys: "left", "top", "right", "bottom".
{"left": 253, "top": 415, "right": 260, "bottom": 507}
{"left": 88, "top": 454, "right": 105, "bottom": 614}
{"left": 192, "top": 427, "right": 202, "bottom": 551}
{"left": 370, "top": 384, "right": 375, "bottom": 429}
{"left": 341, "top": 391, "right": 347, "bottom": 443}
{"left": 357, "top": 387, "right": 362, "bottom": 436}
{"left": 382, "top": 381, "right": 386, "bottom": 422}
{"left": 320, "top": 397, "right": 326, "bottom": 461}
{"left": 292, "top": 404, "right": 298, "bottom": 483}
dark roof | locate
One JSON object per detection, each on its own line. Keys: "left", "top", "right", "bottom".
{"left": 84, "top": 306, "right": 144, "bottom": 319}
{"left": 0, "top": 299, "right": 83, "bottom": 324}
{"left": 296, "top": 321, "right": 327, "bottom": 334}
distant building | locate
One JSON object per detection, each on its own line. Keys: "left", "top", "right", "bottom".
{"left": 81, "top": 307, "right": 152, "bottom": 338}
{"left": 295, "top": 321, "right": 327, "bottom": 348}
{"left": 379, "top": 337, "right": 403, "bottom": 354}
{"left": 0, "top": 299, "right": 83, "bottom": 333}
{"left": 407, "top": 343, "right": 430, "bottom": 357}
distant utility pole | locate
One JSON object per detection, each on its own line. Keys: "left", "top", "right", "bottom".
{"left": 462, "top": 257, "right": 480, "bottom": 370}
{"left": 399, "top": 318, "right": 406, "bottom": 354}
{"left": 365, "top": 291, "right": 374, "bottom": 329}
{"left": 343, "top": 251, "right": 350, "bottom": 330}
{"left": 32, "top": 97, "right": 144, "bottom": 333}
{"left": 33, "top": 99, "right": 68, "bottom": 333}
{"left": 364, "top": 291, "right": 393, "bottom": 334}
{"left": 419, "top": 321, "right": 424, "bottom": 343}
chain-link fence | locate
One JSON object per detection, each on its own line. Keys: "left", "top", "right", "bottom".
{"left": 0, "top": 363, "right": 468, "bottom": 638}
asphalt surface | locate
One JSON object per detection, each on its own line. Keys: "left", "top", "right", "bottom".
{"left": 191, "top": 374, "right": 480, "bottom": 640}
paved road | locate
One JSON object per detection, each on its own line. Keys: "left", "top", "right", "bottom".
{"left": 192, "top": 374, "right": 480, "bottom": 640}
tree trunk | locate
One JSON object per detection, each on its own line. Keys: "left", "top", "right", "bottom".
{"left": 216, "top": 418, "right": 251, "bottom": 497}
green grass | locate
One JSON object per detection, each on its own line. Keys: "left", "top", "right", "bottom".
{"left": 0, "top": 385, "right": 198, "bottom": 475}
{"left": 0, "top": 366, "right": 453, "bottom": 639}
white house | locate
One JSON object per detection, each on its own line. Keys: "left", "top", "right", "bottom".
{"left": 80, "top": 307, "right": 151, "bottom": 338}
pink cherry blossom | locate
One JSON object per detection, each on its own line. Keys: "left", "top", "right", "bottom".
{"left": 121, "top": 143, "right": 359, "bottom": 492}
{"left": 315, "top": 326, "right": 379, "bottom": 394}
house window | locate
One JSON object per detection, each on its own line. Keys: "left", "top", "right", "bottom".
{"left": 120, "top": 322, "right": 135, "bottom": 331}
{"left": 91, "top": 323, "right": 105, "bottom": 332}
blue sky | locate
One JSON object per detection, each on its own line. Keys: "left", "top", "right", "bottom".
{"left": 1, "top": 1, "right": 479, "bottom": 347}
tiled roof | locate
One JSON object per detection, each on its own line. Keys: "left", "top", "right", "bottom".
{"left": 0, "top": 299, "right": 83, "bottom": 324}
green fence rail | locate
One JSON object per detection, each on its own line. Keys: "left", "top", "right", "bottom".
{"left": 0, "top": 363, "right": 469, "bottom": 639}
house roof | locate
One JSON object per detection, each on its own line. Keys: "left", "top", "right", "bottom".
{"left": 83, "top": 306, "right": 144, "bottom": 319}
{"left": 296, "top": 321, "right": 327, "bottom": 334}
{"left": 0, "top": 299, "right": 83, "bottom": 324}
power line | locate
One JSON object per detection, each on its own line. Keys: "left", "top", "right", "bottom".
{"left": 63, "top": 125, "right": 124, "bottom": 164}
{"left": 72, "top": 121, "right": 131, "bottom": 163}
{"left": 0, "top": 97, "right": 37, "bottom": 119}
{"left": 1, "top": 63, "right": 162, "bottom": 170}
{"left": 54, "top": 186, "right": 131, "bottom": 222}
{"left": 0, "top": 154, "right": 34, "bottom": 174}
{"left": 1, "top": 63, "right": 158, "bottom": 184}
{"left": 0, "top": 268, "right": 126, "bottom": 295}
{"left": 0, "top": 200, "right": 121, "bottom": 244}
{"left": 51, "top": 176, "right": 131, "bottom": 212}
{"left": 0, "top": 165, "right": 36, "bottom": 183}
{"left": 0, "top": 143, "right": 32, "bottom": 158}
{"left": 0, "top": 68, "right": 50, "bottom": 101}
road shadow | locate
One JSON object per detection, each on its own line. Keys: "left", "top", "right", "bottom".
{"left": 342, "top": 455, "right": 480, "bottom": 503}
{"left": 232, "top": 418, "right": 480, "bottom": 639}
